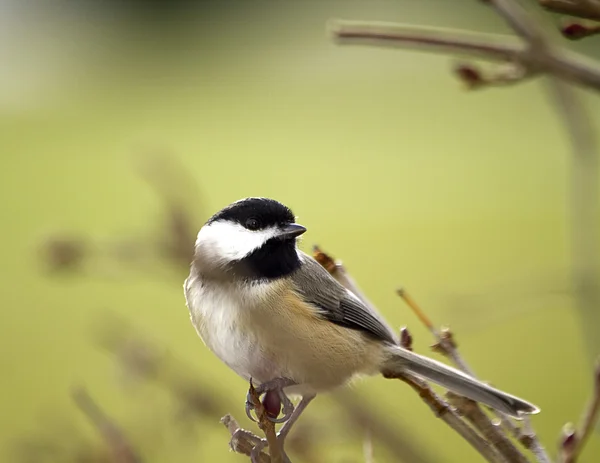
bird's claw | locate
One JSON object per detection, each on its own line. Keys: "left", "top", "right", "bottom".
{"left": 250, "top": 438, "right": 268, "bottom": 463}
{"left": 245, "top": 392, "right": 259, "bottom": 423}
{"left": 245, "top": 377, "right": 297, "bottom": 424}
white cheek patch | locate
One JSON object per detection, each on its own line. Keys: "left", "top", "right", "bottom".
{"left": 196, "top": 220, "right": 279, "bottom": 264}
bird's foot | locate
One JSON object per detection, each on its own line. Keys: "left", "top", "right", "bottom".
{"left": 245, "top": 377, "right": 297, "bottom": 424}
{"left": 249, "top": 433, "right": 292, "bottom": 463}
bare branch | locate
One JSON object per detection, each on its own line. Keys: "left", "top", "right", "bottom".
{"left": 396, "top": 288, "right": 475, "bottom": 376}
{"left": 363, "top": 427, "right": 373, "bottom": 463}
{"left": 329, "top": 19, "right": 600, "bottom": 92}
{"left": 248, "top": 381, "right": 283, "bottom": 463}
{"left": 72, "top": 387, "right": 142, "bottom": 463}
{"left": 559, "top": 359, "right": 600, "bottom": 462}
{"left": 447, "top": 393, "right": 528, "bottom": 463}
{"left": 329, "top": 20, "right": 525, "bottom": 61}
{"left": 396, "top": 288, "right": 551, "bottom": 462}
{"left": 313, "top": 245, "right": 378, "bottom": 312}
{"left": 314, "top": 247, "right": 524, "bottom": 463}
{"left": 221, "top": 414, "right": 271, "bottom": 463}
{"left": 539, "top": 0, "right": 600, "bottom": 21}
{"left": 559, "top": 18, "right": 600, "bottom": 39}
{"left": 488, "top": 0, "right": 548, "bottom": 46}
{"left": 333, "top": 390, "right": 437, "bottom": 463}
{"left": 382, "top": 371, "right": 506, "bottom": 463}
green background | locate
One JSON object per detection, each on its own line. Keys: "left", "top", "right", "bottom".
{"left": 2, "top": 1, "right": 600, "bottom": 461}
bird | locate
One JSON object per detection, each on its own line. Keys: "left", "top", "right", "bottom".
{"left": 183, "top": 197, "right": 539, "bottom": 456}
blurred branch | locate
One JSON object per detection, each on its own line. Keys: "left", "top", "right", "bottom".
{"left": 559, "top": 18, "right": 600, "bottom": 39}
{"left": 559, "top": 359, "right": 600, "bottom": 462}
{"left": 539, "top": 0, "right": 600, "bottom": 21}
{"left": 447, "top": 393, "right": 528, "bottom": 463}
{"left": 37, "top": 151, "right": 202, "bottom": 280}
{"left": 95, "top": 315, "right": 227, "bottom": 420}
{"left": 329, "top": 2, "right": 600, "bottom": 461}
{"left": 330, "top": 20, "right": 600, "bottom": 90}
{"left": 382, "top": 368, "right": 505, "bottom": 463}
{"left": 72, "top": 387, "right": 142, "bottom": 463}
{"left": 332, "top": 390, "right": 437, "bottom": 463}
{"left": 396, "top": 288, "right": 550, "bottom": 463}
{"left": 313, "top": 246, "right": 531, "bottom": 463}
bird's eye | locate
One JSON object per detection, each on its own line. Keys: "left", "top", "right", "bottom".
{"left": 245, "top": 218, "right": 260, "bottom": 230}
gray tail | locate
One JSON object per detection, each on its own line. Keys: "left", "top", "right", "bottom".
{"left": 382, "top": 345, "right": 539, "bottom": 418}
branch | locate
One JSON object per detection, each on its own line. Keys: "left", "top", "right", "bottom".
{"left": 313, "top": 245, "right": 377, "bottom": 311}
{"left": 559, "top": 18, "right": 600, "bottom": 40}
{"left": 313, "top": 247, "right": 527, "bottom": 463}
{"left": 397, "top": 288, "right": 551, "bottom": 463}
{"left": 72, "top": 387, "right": 142, "bottom": 463}
{"left": 539, "top": 0, "right": 600, "bottom": 21}
{"left": 447, "top": 393, "right": 528, "bottom": 463}
{"left": 329, "top": 19, "right": 600, "bottom": 92}
{"left": 329, "top": 20, "right": 525, "bottom": 61}
{"left": 559, "top": 359, "right": 600, "bottom": 462}
{"left": 332, "top": 390, "right": 438, "bottom": 463}
{"left": 222, "top": 415, "right": 271, "bottom": 463}
{"left": 248, "top": 381, "right": 283, "bottom": 463}
{"left": 382, "top": 370, "right": 506, "bottom": 463}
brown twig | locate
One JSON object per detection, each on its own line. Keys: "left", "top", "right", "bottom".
{"left": 71, "top": 387, "right": 142, "bottom": 463}
{"left": 539, "top": 0, "right": 600, "bottom": 21}
{"left": 248, "top": 381, "right": 283, "bottom": 463}
{"left": 397, "top": 288, "right": 551, "bottom": 462}
{"left": 396, "top": 288, "right": 475, "bottom": 377}
{"left": 559, "top": 359, "right": 600, "bottom": 462}
{"left": 332, "top": 390, "right": 437, "bottom": 463}
{"left": 363, "top": 427, "right": 374, "bottom": 463}
{"left": 313, "top": 245, "right": 377, "bottom": 311}
{"left": 314, "top": 247, "right": 515, "bottom": 463}
{"left": 483, "top": 5, "right": 598, "bottom": 462}
{"left": 330, "top": 19, "right": 600, "bottom": 91}
{"left": 447, "top": 393, "right": 528, "bottom": 463}
{"left": 222, "top": 414, "right": 271, "bottom": 463}
{"left": 382, "top": 371, "right": 506, "bottom": 463}
{"left": 559, "top": 18, "right": 600, "bottom": 39}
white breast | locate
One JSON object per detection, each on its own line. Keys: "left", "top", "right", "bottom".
{"left": 184, "top": 274, "right": 281, "bottom": 383}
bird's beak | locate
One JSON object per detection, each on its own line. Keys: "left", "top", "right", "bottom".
{"left": 277, "top": 223, "right": 307, "bottom": 239}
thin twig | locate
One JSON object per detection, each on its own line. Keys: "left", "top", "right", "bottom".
{"left": 313, "top": 247, "right": 520, "bottom": 463}
{"left": 249, "top": 381, "right": 283, "bottom": 463}
{"left": 382, "top": 371, "right": 506, "bottom": 463}
{"left": 489, "top": 0, "right": 548, "bottom": 46}
{"left": 330, "top": 20, "right": 525, "bottom": 61}
{"left": 332, "top": 390, "right": 438, "bottom": 463}
{"left": 72, "top": 387, "right": 142, "bottom": 463}
{"left": 363, "top": 427, "right": 374, "bottom": 463}
{"left": 484, "top": 5, "right": 597, "bottom": 462}
{"left": 559, "top": 359, "right": 600, "bottom": 462}
{"left": 447, "top": 393, "right": 528, "bottom": 463}
{"left": 330, "top": 19, "right": 600, "bottom": 91}
{"left": 559, "top": 18, "right": 600, "bottom": 40}
{"left": 313, "top": 245, "right": 378, "bottom": 312}
{"left": 396, "top": 288, "right": 475, "bottom": 376}
{"left": 539, "top": 0, "right": 600, "bottom": 21}
{"left": 546, "top": 78, "right": 600, "bottom": 354}
{"left": 397, "top": 288, "right": 551, "bottom": 462}
{"left": 221, "top": 414, "right": 271, "bottom": 463}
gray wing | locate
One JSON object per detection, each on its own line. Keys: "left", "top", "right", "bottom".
{"left": 291, "top": 252, "right": 397, "bottom": 344}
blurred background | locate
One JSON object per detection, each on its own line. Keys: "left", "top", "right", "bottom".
{"left": 2, "top": 0, "right": 600, "bottom": 461}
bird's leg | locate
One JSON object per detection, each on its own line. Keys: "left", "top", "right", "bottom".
{"left": 276, "top": 393, "right": 316, "bottom": 442}
{"left": 248, "top": 391, "right": 315, "bottom": 462}
{"left": 245, "top": 377, "right": 297, "bottom": 424}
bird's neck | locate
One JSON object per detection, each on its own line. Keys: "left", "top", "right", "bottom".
{"left": 231, "top": 239, "right": 302, "bottom": 281}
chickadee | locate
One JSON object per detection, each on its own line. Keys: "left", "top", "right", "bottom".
{"left": 184, "top": 197, "right": 539, "bottom": 447}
